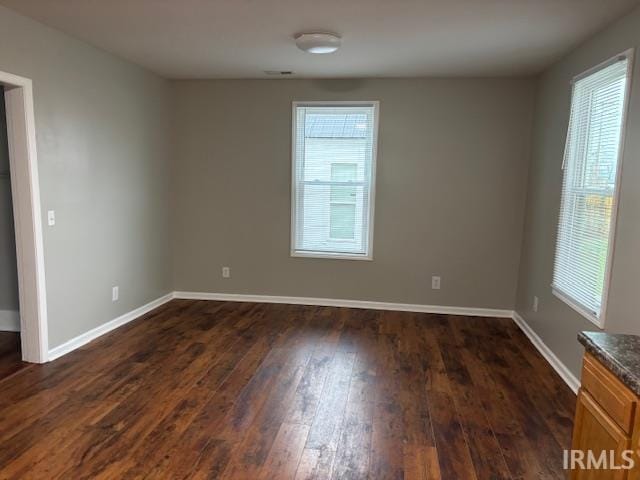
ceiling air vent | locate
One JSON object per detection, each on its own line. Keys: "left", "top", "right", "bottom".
{"left": 264, "top": 70, "right": 294, "bottom": 76}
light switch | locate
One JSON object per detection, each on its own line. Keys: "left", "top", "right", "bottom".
{"left": 47, "top": 210, "right": 55, "bottom": 226}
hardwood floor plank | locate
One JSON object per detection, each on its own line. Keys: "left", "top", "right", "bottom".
{"left": 373, "top": 330, "right": 402, "bottom": 407}
{"left": 428, "top": 388, "right": 479, "bottom": 480}
{"left": 106, "top": 320, "right": 266, "bottom": 478}
{"left": 14, "top": 302, "right": 261, "bottom": 479}
{"left": 370, "top": 401, "right": 405, "bottom": 479}
{"left": 0, "top": 331, "right": 193, "bottom": 472}
{"left": 259, "top": 422, "right": 310, "bottom": 480}
{"left": 287, "top": 344, "right": 338, "bottom": 426}
{"left": 330, "top": 399, "right": 373, "bottom": 479}
{"left": 403, "top": 444, "right": 441, "bottom": 480}
{"left": 459, "top": 318, "right": 563, "bottom": 479}
{"left": 437, "top": 317, "right": 512, "bottom": 480}
{"left": 219, "top": 346, "right": 311, "bottom": 479}
{"left": 421, "top": 317, "right": 478, "bottom": 480}
{"left": 304, "top": 351, "right": 355, "bottom": 451}
{"left": 396, "top": 318, "right": 434, "bottom": 447}
{"left": 294, "top": 447, "right": 336, "bottom": 480}
{"left": 0, "top": 332, "right": 27, "bottom": 383}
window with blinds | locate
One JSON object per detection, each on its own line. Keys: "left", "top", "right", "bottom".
{"left": 291, "top": 102, "right": 378, "bottom": 259}
{"left": 552, "top": 53, "right": 632, "bottom": 326}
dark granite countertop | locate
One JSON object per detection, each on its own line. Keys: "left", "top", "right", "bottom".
{"left": 578, "top": 331, "right": 640, "bottom": 396}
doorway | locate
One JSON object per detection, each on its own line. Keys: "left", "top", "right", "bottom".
{"left": 0, "top": 85, "right": 25, "bottom": 379}
{"left": 0, "top": 71, "right": 48, "bottom": 365}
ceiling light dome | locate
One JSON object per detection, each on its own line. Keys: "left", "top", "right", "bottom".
{"left": 295, "top": 33, "right": 341, "bottom": 54}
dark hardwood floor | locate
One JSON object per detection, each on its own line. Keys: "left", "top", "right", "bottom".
{"left": 0, "top": 331, "right": 27, "bottom": 382}
{"left": 0, "top": 300, "right": 576, "bottom": 479}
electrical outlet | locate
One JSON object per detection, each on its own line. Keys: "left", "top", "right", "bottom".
{"left": 47, "top": 210, "right": 55, "bottom": 226}
{"left": 222, "top": 267, "right": 231, "bottom": 279}
{"left": 431, "top": 276, "right": 441, "bottom": 290}
{"left": 112, "top": 286, "right": 119, "bottom": 302}
{"left": 533, "top": 296, "right": 539, "bottom": 313}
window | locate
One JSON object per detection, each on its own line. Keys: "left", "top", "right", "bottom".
{"left": 552, "top": 52, "right": 632, "bottom": 327}
{"left": 291, "top": 102, "right": 378, "bottom": 259}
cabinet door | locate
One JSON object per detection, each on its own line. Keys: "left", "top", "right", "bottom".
{"left": 571, "top": 389, "right": 631, "bottom": 480}
{"left": 628, "top": 412, "right": 640, "bottom": 480}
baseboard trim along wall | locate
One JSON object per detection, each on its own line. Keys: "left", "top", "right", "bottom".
{"left": 47, "top": 293, "right": 174, "bottom": 361}
{"left": 44, "top": 290, "right": 581, "bottom": 394}
{"left": 173, "top": 291, "right": 515, "bottom": 318}
{"left": 0, "top": 310, "right": 20, "bottom": 332}
{"left": 512, "top": 311, "right": 580, "bottom": 393}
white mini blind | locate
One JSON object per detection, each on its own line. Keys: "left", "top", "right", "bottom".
{"left": 291, "top": 103, "right": 378, "bottom": 259}
{"left": 552, "top": 55, "right": 630, "bottom": 325}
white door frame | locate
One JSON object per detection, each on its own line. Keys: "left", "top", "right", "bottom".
{"left": 1, "top": 70, "right": 48, "bottom": 363}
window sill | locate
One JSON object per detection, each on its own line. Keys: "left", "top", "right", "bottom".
{"left": 551, "top": 286, "right": 604, "bottom": 329}
{"left": 291, "top": 250, "right": 372, "bottom": 261}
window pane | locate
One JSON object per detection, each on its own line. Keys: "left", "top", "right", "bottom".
{"left": 330, "top": 163, "right": 357, "bottom": 203}
{"left": 330, "top": 204, "right": 356, "bottom": 239}
{"left": 331, "top": 163, "right": 357, "bottom": 181}
{"left": 299, "top": 183, "right": 367, "bottom": 253}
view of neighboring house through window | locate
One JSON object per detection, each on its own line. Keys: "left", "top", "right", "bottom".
{"left": 330, "top": 163, "right": 357, "bottom": 240}
{"left": 552, "top": 53, "right": 631, "bottom": 326}
{"left": 291, "top": 102, "right": 378, "bottom": 259}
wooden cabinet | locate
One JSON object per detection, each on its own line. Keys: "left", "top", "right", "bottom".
{"left": 571, "top": 354, "right": 638, "bottom": 479}
{"left": 572, "top": 390, "right": 631, "bottom": 479}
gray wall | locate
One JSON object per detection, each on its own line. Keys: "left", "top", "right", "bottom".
{"left": 0, "top": 87, "right": 19, "bottom": 313}
{"left": 171, "top": 78, "right": 536, "bottom": 309}
{"left": 515, "top": 7, "right": 640, "bottom": 376}
{"left": 0, "top": 5, "right": 173, "bottom": 348}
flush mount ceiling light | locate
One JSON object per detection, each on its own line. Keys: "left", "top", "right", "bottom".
{"left": 295, "top": 32, "right": 341, "bottom": 54}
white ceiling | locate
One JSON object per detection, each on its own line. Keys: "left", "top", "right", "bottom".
{"left": 2, "top": 0, "right": 639, "bottom": 79}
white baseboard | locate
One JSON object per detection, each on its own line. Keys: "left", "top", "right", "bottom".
{"left": 47, "top": 293, "right": 174, "bottom": 361}
{"left": 172, "top": 291, "right": 514, "bottom": 318}
{"left": 0, "top": 310, "right": 20, "bottom": 332}
{"left": 512, "top": 311, "right": 580, "bottom": 393}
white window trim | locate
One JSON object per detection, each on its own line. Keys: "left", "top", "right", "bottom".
{"left": 551, "top": 48, "right": 635, "bottom": 329}
{"left": 290, "top": 101, "right": 379, "bottom": 261}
